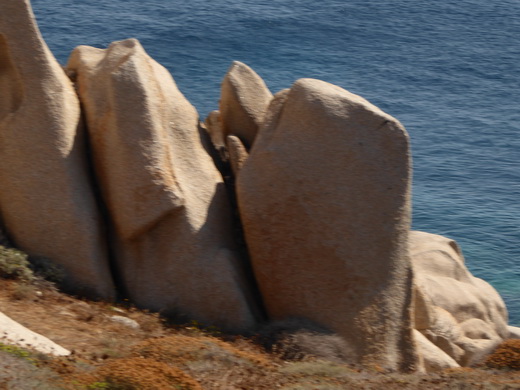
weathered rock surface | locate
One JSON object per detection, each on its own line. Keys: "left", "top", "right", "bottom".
{"left": 67, "top": 39, "right": 258, "bottom": 331}
{"left": 0, "top": 0, "right": 115, "bottom": 299}
{"left": 204, "top": 110, "right": 225, "bottom": 151}
{"left": 237, "top": 79, "right": 415, "bottom": 370}
{"left": 220, "top": 61, "right": 273, "bottom": 149}
{"left": 414, "top": 329, "right": 460, "bottom": 372}
{"left": 110, "top": 315, "right": 140, "bottom": 330}
{"left": 226, "top": 135, "right": 249, "bottom": 176}
{"left": 508, "top": 325, "right": 520, "bottom": 339}
{"left": 0, "top": 312, "right": 70, "bottom": 356}
{"left": 410, "top": 231, "right": 509, "bottom": 367}
{"left": 0, "top": 1, "right": 515, "bottom": 368}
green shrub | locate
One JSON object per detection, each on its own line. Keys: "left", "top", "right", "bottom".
{"left": 87, "top": 382, "right": 111, "bottom": 389}
{"left": 0, "top": 342, "right": 37, "bottom": 365}
{"left": 0, "top": 245, "right": 64, "bottom": 285}
{"left": 0, "top": 245, "right": 35, "bottom": 282}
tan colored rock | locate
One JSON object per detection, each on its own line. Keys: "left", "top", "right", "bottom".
{"left": 422, "top": 307, "right": 465, "bottom": 362}
{"left": 0, "top": 0, "right": 115, "bottom": 299}
{"left": 411, "top": 231, "right": 509, "bottom": 337}
{"left": 410, "top": 231, "right": 509, "bottom": 366}
{"left": 67, "top": 39, "right": 258, "bottom": 331}
{"left": 508, "top": 325, "right": 520, "bottom": 339}
{"left": 237, "top": 79, "right": 415, "bottom": 370}
{"left": 226, "top": 135, "right": 249, "bottom": 177}
{"left": 414, "top": 329, "right": 460, "bottom": 372}
{"left": 204, "top": 110, "right": 225, "bottom": 150}
{"left": 457, "top": 336, "right": 502, "bottom": 366}
{"left": 427, "top": 306, "right": 464, "bottom": 341}
{"left": 110, "top": 315, "right": 140, "bottom": 330}
{"left": 460, "top": 318, "right": 500, "bottom": 340}
{"left": 458, "top": 318, "right": 503, "bottom": 366}
{"left": 220, "top": 61, "right": 272, "bottom": 149}
{"left": 413, "top": 286, "right": 434, "bottom": 331}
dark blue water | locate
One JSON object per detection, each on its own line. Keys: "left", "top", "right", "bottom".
{"left": 31, "top": 0, "right": 520, "bottom": 325}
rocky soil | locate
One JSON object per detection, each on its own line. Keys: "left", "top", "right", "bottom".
{"left": 0, "top": 278, "right": 519, "bottom": 389}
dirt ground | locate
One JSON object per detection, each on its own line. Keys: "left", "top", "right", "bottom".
{"left": 0, "top": 278, "right": 519, "bottom": 389}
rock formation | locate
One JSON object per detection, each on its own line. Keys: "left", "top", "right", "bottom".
{"left": 0, "top": 0, "right": 115, "bottom": 299}
{"left": 66, "top": 39, "right": 259, "bottom": 331}
{"left": 411, "top": 231, "right": 509, "bottom": 369}
{"left": 508, "top": 326, "right": 520, "bottom": 339}
{"left": 0, "top": 0, "right": 515, "bottom": 369}
{"left": 204, "top": 110, "right": 225, "bottom": 151}
{"left": 219, "top": 61, "right": 273, "bottom": 149}
{"left": 237, "top": 79, "right": 416, "bottom": 370}
{"left": 226, "top": 135, "right": 249, "bottom": 176}
{"left": 413, "top": 329, "right": 459, "bottom": 372}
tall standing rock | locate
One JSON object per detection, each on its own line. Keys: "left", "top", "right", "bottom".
{"left": 220, "top": 61, "right": 272, "bottom": 149}
{"left": 237, "top": 79, "right": 416, "bottom": 370}
{"left": 0, "top": 223, "right": 10, "bottom": 247}
{"left": 0, "top": 0, "right": 115, "bottom": 299}
{"left": 67, "top": 39, "right": 259, "bottom": 331}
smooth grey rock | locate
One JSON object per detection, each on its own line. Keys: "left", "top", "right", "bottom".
{"left": 110, "top": 315, "right": 140, "bottom": 330}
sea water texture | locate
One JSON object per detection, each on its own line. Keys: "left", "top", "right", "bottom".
{"left": 31, "top": 0, "right": 519, "bottom": 325}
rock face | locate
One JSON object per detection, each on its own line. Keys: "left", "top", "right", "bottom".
{"left": 0, "top": 1, "right": 514, "bottom": 369}
{"left": 508, "top": 326, "right": 520, "bottom": 339}
{"left": 204, "top": 110, "right": 225, "bottom": 151}
{"left": 413, "top": 329, "right": 459, "bottom": 372}
{"left": 411, "top": 231, "right": 509, "bottom": 368}
{"left": 0, "top": 0, "right": 115, "bottom": 299}
{"left": 237, "top": 79, "right": 416, "bottom": 370}
{"left": 67, "top": 39, "right": 258, "bottom": 331}
{"left": 226, "top": 135, "right": 249, "bottom": 176}
{"left": 219, "top": 61, "right": 273, "bottom": 149}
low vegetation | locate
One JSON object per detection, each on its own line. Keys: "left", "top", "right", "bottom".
{"left": 0, "top": 245, "right": 35, "bottom": 282}
{"left": 486, "top": 339, "right": 520, "bottom": 371}
{"left": 0, "top": 246, "right": 518, "bottom": 389}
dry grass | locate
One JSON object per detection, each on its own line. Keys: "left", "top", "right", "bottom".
{"left": 486, "top": 339, "right": 520, "bottom": 370}
{"left": 0, "top": 277, "right": 519, "bottom": 389}
{"left": 93, "top": 357, "right": 202, "bottom": 389}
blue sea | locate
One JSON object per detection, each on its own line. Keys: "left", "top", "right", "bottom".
{"left": 31, "top": 0, "right": 519, "bottom": 325}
